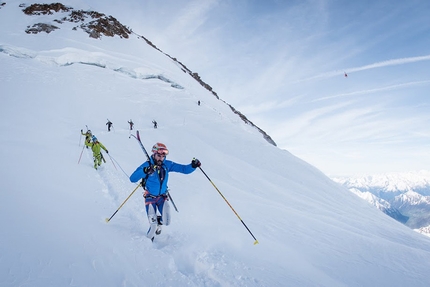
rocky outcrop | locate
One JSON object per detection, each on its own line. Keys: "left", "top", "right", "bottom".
{"left": 22, "top": 3, "right": 131, "bottom": 38}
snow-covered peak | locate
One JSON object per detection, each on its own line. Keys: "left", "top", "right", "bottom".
{"left": 333, "top": 170, "right": 430, "bottom": 193}
{"left": 334, "top": 171, "right": 430, "bottom": 233}
{"left": 350, "top": 188, "right": 391, "bottom": 209}
{"left": 394, "top": 190, "right": 430, "bottom": 206}
{"left": 415, "top": 225, "right": 430, "bottom": 238}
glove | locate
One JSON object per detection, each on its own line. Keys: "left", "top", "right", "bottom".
{"left": 144, "top": 165, "right": 155, "bottom": 175}
{"left": 191, "top": 158, "right": 201, "bottom": 168}
{"left": 81, "top": 129, "right": 83, "bottom": 133}
{"left": 105, "top": 150, "right": 109, "bottom": 154}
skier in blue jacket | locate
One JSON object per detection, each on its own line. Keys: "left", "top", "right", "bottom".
{"left": 130, "top": 142, "right": 201, "bottom": 241}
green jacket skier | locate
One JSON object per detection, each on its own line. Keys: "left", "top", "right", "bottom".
{"left": 85, "top": 136, "right": 108, "bottom": 169}
{"left": 81, "top": 129, "right": 92, "bottom": 148}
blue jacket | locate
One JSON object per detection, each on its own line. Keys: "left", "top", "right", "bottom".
{"left": 130, "top": 156, "right": 196, "bottom": 196}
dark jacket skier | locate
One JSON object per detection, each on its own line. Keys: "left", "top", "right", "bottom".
{"left": 106, "top": 120, "right": 113, "bottom": 131}
{"left": 128, "top": 120, "right": 134, "bottom": 130}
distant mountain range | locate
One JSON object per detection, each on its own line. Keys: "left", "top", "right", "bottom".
{"left": 332, "top": 171, "right": 430, "bottom": 237}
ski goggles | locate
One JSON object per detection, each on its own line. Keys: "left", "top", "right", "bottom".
{"left": 154, "top": 149, "right": 169, "bottom": 156}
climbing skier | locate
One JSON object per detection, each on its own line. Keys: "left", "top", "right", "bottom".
{"left": 81, "top": 129, "right": 92, "bottom": 148}
{"left": 129, "top": 142, "right": 201, "bottom": 241}
{"left": 85, "top": 135, "right": 108, "bottom": 170}
{"left": 128, "top": 119, "right": 134, "bottom": 130}
{"left": 106, "top": 120, "right": 113, "bottom": 132}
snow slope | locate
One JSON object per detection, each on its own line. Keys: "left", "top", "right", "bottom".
{"left": 1, "top": 1, "right": 430, "bottom": 286}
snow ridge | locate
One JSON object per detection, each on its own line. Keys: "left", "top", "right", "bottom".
{"left": 0, "top": 44, "right": 184, "bottom": 88}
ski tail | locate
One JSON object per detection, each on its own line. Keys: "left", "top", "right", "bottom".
{"left": 131, "top": 130, "right": 150, "bottom": 161}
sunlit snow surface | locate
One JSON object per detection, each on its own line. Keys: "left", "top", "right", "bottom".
{"left": 1, "top": 1, "right": 430, "bottom": 286}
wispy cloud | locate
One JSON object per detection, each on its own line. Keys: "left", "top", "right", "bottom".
{"left": 164, "top": 0, "right": 219, "bottom": 39}
{"left": 302, "top": 54, "right": 430, "bottom": 81}
{"left": 350, "top": 55, "right": 430, "bottom": 72}
{"left": 239, "top": 94, "right": 304, "bottom": 114}
{"left": 312, "top": 80, "right": 430, "bottom": 102}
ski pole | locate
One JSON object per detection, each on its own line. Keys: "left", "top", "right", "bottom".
{"left": 109, "top": 154, "right": 129, "bottom": 179}
{"left": 105, "top": 183, "right": 141, "bottom": 222}
{"left": 110, "top": 155, "right": 117, "bottom": 170}
{"left": 104, "top": 152, "right": 117, "bottom": 170}
{"left": 198, "top": 166, "right": 259, "bottom": 245}
{"left": 78, "top": 144, "right": 85, "bottom": 164}
{"left": 167, "top": 190, "right": 179, "bottom": 212}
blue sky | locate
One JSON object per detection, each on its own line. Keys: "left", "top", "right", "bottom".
{"left": 92, "top": 0, "right": 430, "bottom": 176}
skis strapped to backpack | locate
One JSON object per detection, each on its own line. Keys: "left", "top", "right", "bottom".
{"left": 129, "top": 130, "right": 179, "bottom": 212}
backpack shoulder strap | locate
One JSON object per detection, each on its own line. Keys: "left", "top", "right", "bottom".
{"left": 141, "top": 160, "right": 151, "bottom": 189}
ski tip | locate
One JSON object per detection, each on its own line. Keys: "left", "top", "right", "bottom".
{"left": 253, "top": 240, "right": 259, "bottom": 245}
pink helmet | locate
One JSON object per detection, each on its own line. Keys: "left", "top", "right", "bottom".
{"left": 152, "top": 142, "right": 169, "bottom": 155}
